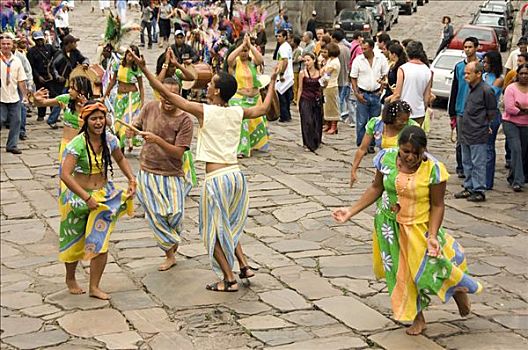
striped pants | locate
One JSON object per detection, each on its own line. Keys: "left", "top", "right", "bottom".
{"left": 199, "top": 165, "right": 249, "bottom": 278}
{"left": 136, "top": 170, "right": 189, "bottom": 251}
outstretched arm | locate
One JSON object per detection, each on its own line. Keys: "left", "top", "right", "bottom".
{"left": 127, "top": 49, "right": 205, "bottom": 125}
{"left": 243, "top": 66, "right": 279, "bottom": 119}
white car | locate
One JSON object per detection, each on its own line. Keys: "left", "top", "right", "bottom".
{"left": 431, "top": 49, "right": 466, "bottom": 99}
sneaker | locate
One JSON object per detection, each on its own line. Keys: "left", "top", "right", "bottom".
{"left": 19, "top": 134, "right": 27, "bottom": 140}
{"left": 454, "top": 190, "right": 472, "bottom": 199}
{"left": 513, "top": 185, "right": 523, "bottom": 192}
{"left": 505, "top": 162, "right": 511, "bottom": 169}
{"left": 6, "top": 147, "right": 22, "bottom": 154}
{"left": 457, "top": 171, "right": 465, "bottom": 178}
{"left": 467, "top": 192, "right": 486, "bottom": 202}
{"left": 48, "top": 123, "right": 59, "bottom": 130}
{"left": 139, "top": 44, "right": 145, "bottom": 48}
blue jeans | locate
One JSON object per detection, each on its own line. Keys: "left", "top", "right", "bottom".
{"left": 503, "top": 121, "right": 528, "bottom": 187}
{"left": 0, "top": 101, "right": 21, "bottom": 150}
{"left": 278, "top": 86, "right": 293, "bottom": 122}
{"left": 151, "top": 18, "right": 158, "bottom": 42}
{"left": 486, "top": 113, "right": 501, "bottom": 189}
{"left": 461, "top": 143, "right": 487, "bottom": 194}
{"left": 338, "top": 85, "right": 351, "bottom": 120}
{"left": 47, "top": 105, "right": 61, "bottom": 125}
{"left": 355, "top": 91, "right": 381, "bottom": 146}
{"left": 18, "top": 88, "right": 27, "bottom": 137}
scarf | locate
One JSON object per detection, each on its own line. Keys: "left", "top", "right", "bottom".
{"left": 1, "top": 53, "right": 13, "bottom": 86}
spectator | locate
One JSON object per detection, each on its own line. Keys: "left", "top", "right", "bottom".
{"left": 314, "top": 27, "right": 326, "bottom": 56}
{"left": 282, "top": 15, "right": 293, "bottom": 34}
{"left": 504, "top": 53, "right": 528, "bottom": 89}
{"left": 384, "top": 43, "right": 407, "bottom": 102}
{"left": 274, "top": 8, "right": 285, "bottom": 36}
{"left": 302, "top": 31, "right": 315, "bottom": 56}
{"left": 1, "top": 33, "right": 28, "bottom": 154}
{"left": 522, "top": 2, "right": 528, "bottom": 37}
{"left": 435, "top": 16, "right": 454, "bottom": 57}
{"left": 502, "top": 63, "right": 528, "bottom": 192}
{"left": 390, "top": 41, "right": 432, "bottom": 126}
{"left": 54, "top": 3, "right": 70, "bottom": 42}
{"left": 448, "top": 37, "right": 480, "bottom": 178}
{"left": 306, "top": 10, "right": 317, "bottom": 38}
{"left": 158, "top": 0, "right": 173, "bottom": 49}
{"left": 347, "top": 31, "right": 364, "bottom": 125}
{"left": 151, "top": 0, "right": 160, "bottom": 43}
{"left": 14, "top": 35, "right": 32, "bottom": 141}
{"left": 275, "top": 30, "right": 294, "bottom": 123}
{"left": 321, "top": 42, "right": 341, "bottom": 135}
{"left": 375, "top": 32, "right": 391, "bottom": 58}
{"left": 505, "top": 37, "right": 527, "bottom": 73}
{"left": 255, "top": 23, "right": 267, "bottom": 55}
{"left": 291, "top": 35, "right": 303, "bottom": 104}
{"left": 482, "top": 51, "right": 504, "bottom": 190}
{"left": 332, "top": 29, "right": 351, "bottom": 124}
{"left": 350, "top": 39, "right": 389, "bottom": 149}
{"left": 139, "top": 0, "right": 153, "bottom": 49}
{"left": 454, "top": 62, "right": 497, "bottom": 202}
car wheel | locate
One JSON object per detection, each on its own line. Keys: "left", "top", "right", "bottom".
{"left": 500, "top": 42, "right": 507, "bottom": 52}
{"left": 406, "top": 6, "right": 412, "bottom": 15}
{"left": 418, "top": 0, "right": 423, "bottom": 5}
{"left": 413, "top": 4, "right": 417, "bottom": 12}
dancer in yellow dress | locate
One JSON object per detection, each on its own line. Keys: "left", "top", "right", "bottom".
{"left": 333, "top": 126, "right": 482, "bottom": 335}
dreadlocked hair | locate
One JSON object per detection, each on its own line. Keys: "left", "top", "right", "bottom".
{"left": 382, "top": 100, "right": 412, "bottom": 125}
{"left": 68, "top": 76, "right": 94, "bottom": 112}
{"left": 78, "top": 101, "right": 114, "bottom": 179}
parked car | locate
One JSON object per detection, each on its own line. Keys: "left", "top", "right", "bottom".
{"left": 448, "top": 24, "right": 499, "bottom": 52}
{"left": 471, "top": 11, "right": 510, "bottom": 51}
{"left": 358, "top": 0, "right": 392, "bottom": 32}
{"left": 334, "top": 9, "right": 378, "bottom": 40}
{"left": 431, "top": 49, "right": 466, "bottom": 99}
{"left": 479, "top": 3, "right": 514, "bottom": 30}
{"left": 396, "top": 0, "right": 417, "bottom": 15}
{"left": 382, "top": 0, "right": 399, "bottom": 25}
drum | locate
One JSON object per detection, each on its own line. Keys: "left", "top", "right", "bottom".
{"left": 181, "top": 63, "right": 213, "bottom": 90}
{"left": 70, "top": 64, "right": 105, "bottom": 96}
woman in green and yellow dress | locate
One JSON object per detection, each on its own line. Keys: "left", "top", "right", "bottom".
{"left": 227, "top": 33, "right": 268, "bottom": 157}
{"left": 103, "top": 45, "right": 145, "bottom": 151}
{"left": 59, "top": 101, "right": 135, "bottom": 300}
{"left": 333, "top": 126, "right": 482, "bottom": 336}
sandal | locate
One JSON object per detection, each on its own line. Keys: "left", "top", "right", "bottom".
{"left": 239, "top": 266, "right": 258, "bottom": 280}
{"left": 205, "top": 279, "right": 238, "bottom": 292}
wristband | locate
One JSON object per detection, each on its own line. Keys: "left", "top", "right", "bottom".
{"left": 162, "top": 63, "right": 169, "bottom": 69}
{"left": 85, "top": 195, "right": 92, "bottom": 202}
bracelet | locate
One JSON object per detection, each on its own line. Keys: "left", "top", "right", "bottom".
{"left": 162, "top": 63, "right": 169, "bottom": 69}
{"left": 85, "top": 195, "right": 92, "bottom": 202}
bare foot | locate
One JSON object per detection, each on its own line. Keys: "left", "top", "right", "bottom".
{"left": 158, "top": 257, "right": 176, "bottom": 271}
{"left": 66, "top": 279, "right": 85, "bottom": 295}
{"left": 406, "top": 312, "right": 426, "bottom": 336}
{"left": 89, "top": 287, "right": 111, "bottom": 300}
{"left": 453, "top": 289, "right": 471, "bottom": 317}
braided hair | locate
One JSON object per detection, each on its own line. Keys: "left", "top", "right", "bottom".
{"left": 382, "top": 100, "right": 412, "bottom": 125}
{"left": 69, "top": 76, "right": 93, "bottom": 112}
{"left": 78, "top": 101, "right": 114, "bottom": 179}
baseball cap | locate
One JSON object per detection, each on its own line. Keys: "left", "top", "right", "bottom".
{"left": 62, "top": 34, "right": 80, "bottom": 45}
{"left": 312, "top": 10, "right": 317, "bottom": 16}
{"left": 175, "top": 30, "right": 185, "bottom": 37}
{"left": 32, "top": 31, "right": 45, "bottom": 40}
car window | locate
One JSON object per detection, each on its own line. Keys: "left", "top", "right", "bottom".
{"left": 434, "top": 55, "right": 463, "bottom": 70}
{"left": 340, "top": 11, "right": 366, "bottom": 21}
{"left": 474, "top": 14, "right": 505, "bottom": 26}
{"left": 458, "top": 28, "right": 493, "bottom": 42}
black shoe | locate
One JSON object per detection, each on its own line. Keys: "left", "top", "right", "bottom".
{"left": 367, "top": 146, "right": 375, "bottom": 154}
{"left": 19, "top": 134, "right": 27, "bottom": 140}
{"left": 467, "top": 192, "right": 486, "bottom": 202}
{"left": 278, "top": 119, "right": 291, "bottom": 123}
{"left": 505, "top": 162, "right": 511, "bottom": 169}
{"left": 6, "top": 147, "right": 22, "bottom": 154}
{"left": 139, "top": 44, "right": 145, "bottom": 48}
{"left": 454, "top": 190, "right": 472, "bottom": 199}
{"left": 457, "top": 171, "right": 465, "bottom": 178}
{"left": 48, "top": 123, "right": 59, "bottom": 130}
{"left": 148, "top": 45, "right": 152, "bottom": 49}
{"left": 513, "top": 185, "right": 523, "bottom": 192}
{"left": 37, "top": 116, "right": 44, "bottom": 121}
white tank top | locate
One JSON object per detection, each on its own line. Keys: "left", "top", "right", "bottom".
{"left": 400, "top": 62, "right": 432, "bottom": 119}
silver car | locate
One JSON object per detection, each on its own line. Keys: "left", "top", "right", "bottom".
{"left": 431, "top": 49, "right": 466, "bottom": 99}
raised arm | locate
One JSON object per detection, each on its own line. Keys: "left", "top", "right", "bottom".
{"left": 243, "top": 67, "right": 278, "bottom": 119}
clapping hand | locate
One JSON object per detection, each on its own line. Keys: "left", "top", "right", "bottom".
{"left": 127, "top": 49, "right": 146, "bottom": 70}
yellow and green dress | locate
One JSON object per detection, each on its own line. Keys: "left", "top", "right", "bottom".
{"left": 58, "top": 132, "right": 133, "bottom": 263}
{"left": 113, "top": 64, "right": 143, "bottom": 149}
{"left": 229, "top": 57, "right": 269, "bottom": 157}
{"left": 365, "top": 117, "right": 419, "bottom": 150}
{"left": 372, "top": 148, "right": 482, "bottom": 321}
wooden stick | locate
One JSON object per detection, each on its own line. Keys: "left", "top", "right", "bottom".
{"left": 115, "top": 118, "right": 141, "bottom": 134}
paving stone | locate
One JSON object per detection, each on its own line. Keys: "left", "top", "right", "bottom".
{"left": 110, "top": 290, "right": 157, "bottom": 311}
{"left": 226, "top": 301, "right": 272, "bottom": 315}
{"left": 95, "top": 331, "right": 143, "bottom": 349}
{"left": 485, "top": 255, "right": 528, "bottom": 275}
{"left": 21, "top": 154, "right": 55, "bottom": 168}
{"left": 299, "top": 229, "right": 336, "bottom": 242}
{"left": 0, "top": 316, "right": 43, "bottom": 337}
{"left": 37, "top": 263, "right": 66, "bottom": 277}
{"left": 315, "top": 296, "right": 393, "bottom": 331}
{"left": 123, "top": 308, "right": 176, "bottom": 334}
{"left": 143, "top": 268, "right": 248, "bottom": 308}
{"left": 369, "top": 329, "right": 444, "bottom": 350}
{"left": 247, "top": 273, "right": 285, "bottom": 293}
{"left": 2, "top": 254, "right": 56, "bottom": 269}
{"left": 4, "top": 167, "right": 33, "bottom": 180}
{"left": 100, "top": 273, "right": 138, "bottom": 293}
{"left": 45, "top": 290, "right": 109, "bottom": 310}
{"left": 264, "top": 335, "right": 367, "bottom": 350}
{"left": 289, "top": 272, "right": 342, "bottom": 300}
{"left": 465, "top": 222, "right": 518, "bottom": 237}
{"left": 269, "top": 173, "right": 326, "bottom": 196}
{"left": 245, "top": 226, "right": 285, "bottom": 239}
{"left": 329, "top": 278, "right": 377, "bottom": 297}
{"left": 114, "top": 238, "right": 158, "bottom": 250}
{"left": 492, "top": 315, "right": 528, "bottom": 330}
{"left": 1, "top": 219, "right": 46, "bottom": 244}
{"left": 2, "top": 329, "right": 69, "bottom": 349}
{"left": 422, "top": 323, "right": 461, "bottom": 338}
{"left": 438, "top": 332, "right": 528, "bottom": 350}
{"left": 2, "top": 279, "right": 32, "bottom": 293}
{"left": 270, "top": 239, "right": 321, "bottom": 253}
{"left": 259, "top": 289, "right": 311, "bottom": 312}
{"left": 149, "top": 332, "right": 194, "bottom": 350}
{"left": 238, "top": 315, "right": 294, "bottom": 330}
{"left": 58, "top": 309, "right": 129, "bottom": 337}
{"left": 243, "top": 243, "right": 293, "bottom": 269}
{"left": 252, "top": 328, "right": 313, "bottom": 346}
{"left": 1, "top": 292, "right": 42, "bottom": 309}
{"left": 272, "top": 202, "right": 324, "bottom": 223}
{"left": 319, "top": 254, "right": 373, "bottom": 279}
{"left": 117, "top": 247, "right": 163, "bottom": 259}
{"left": 0, "top": 242, "right": 21, "bottom": 257}
{"left": 3, "top": 202, "right": 33, "bottom": 219}
{"left": 311, "top": 324, "right": 351, "bottom": 338}
{"left": 453, "top": 316, "right": 505, "bottom": 331}
{"left": 286, "top": 249, "right": 335, "bottom": 259}
{"left": 21, "top": 304, "right": 62, "bottom": 317}
{"left": 467, "top": 261, "right": 502, "bottom": 276}
{"left": 281, "top": 310, "right": 338, "bottom": 327}
{"left": 177, "top": 243, "right": 207, "bottom": 257}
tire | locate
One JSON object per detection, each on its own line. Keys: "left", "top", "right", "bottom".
{"left": 418, "top": 0, "right": 423, "bottom": 5}
{"left": 406, "top": 6, "right": 412, "bottom": 15}
{"left": 500, "top": 42, "right": 507, "bottom": 52}
{"left": 413, "top": 3, "right": 417, "bottom": 12}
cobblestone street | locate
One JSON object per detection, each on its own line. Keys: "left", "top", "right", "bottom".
{"left": 1, "top": 1, "right": 527, "bottom": 349}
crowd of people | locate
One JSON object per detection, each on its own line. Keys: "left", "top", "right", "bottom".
{"left": 0, "top": 0, "right": 527, "bottom": 338}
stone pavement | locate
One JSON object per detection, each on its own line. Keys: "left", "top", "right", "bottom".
{"left": 1, "top": 1, "right": 527, "bottom": 349}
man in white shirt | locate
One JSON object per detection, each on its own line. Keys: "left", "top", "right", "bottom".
{"left": 350, "top": 39, "right": 389, "bottom": 148}
{"left": 275, "top": 30, "right": 294, "bottom": 123}
{"left": 1, "top": 33, "right": 28, "bottom": 154}
{"left": 504, "top": 37, "right": 527, "bottom": 73}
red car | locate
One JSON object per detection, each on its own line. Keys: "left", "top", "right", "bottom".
{"left": 448, "top": 24, "right": 499, "bottom": 52}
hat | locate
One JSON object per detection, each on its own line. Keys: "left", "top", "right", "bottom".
{"left": 175, "top": 30, "right": 185, "bottom": 37}
{"left": 62, "top": 34, "right": 80, "bottom": 45}
{"left": 518, "top": 37, "right": 528, "bottom": 45}
{"left": 32, "top": 31, "right": 44, "bottom": 40}
{"left": 312, "top": 10, "right": 317, "bottom": 16}
{"left": 1, "top": 32, "right": 16, "bottom": 40}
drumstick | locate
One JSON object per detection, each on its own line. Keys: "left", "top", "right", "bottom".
{"left": 115, "top": 118, "right": 141, "bottom": 134}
